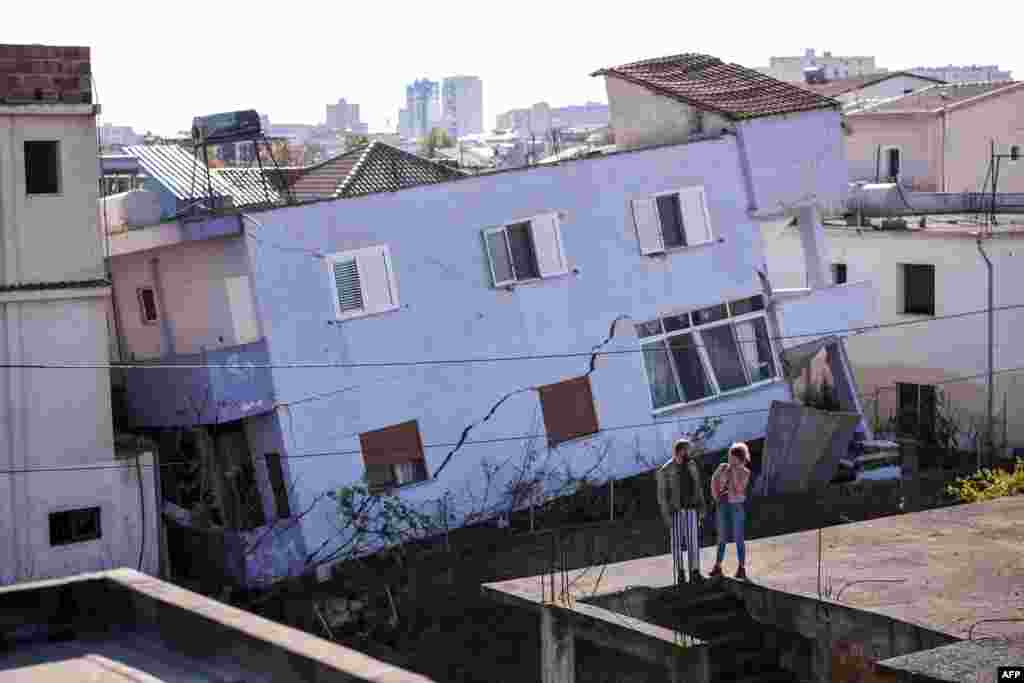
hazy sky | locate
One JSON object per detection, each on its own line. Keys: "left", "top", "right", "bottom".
{"left": 7, "top": 2, "right": 1021, "bottom": 135}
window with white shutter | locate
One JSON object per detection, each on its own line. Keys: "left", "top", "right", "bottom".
{"left": 483, "top": 212, "right": 567, "bottom": 287}
{"left": 327, "top": 245, "right": 399, "bottom": 320}
{"left": 632, "top": 186, "right": 714, "bottom": 255}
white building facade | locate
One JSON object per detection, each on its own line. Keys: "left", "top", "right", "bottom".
{"left": 406, "top": 79, "right": 443, "bottom": 140}
{"left": 0, "top": 45, "right": 159, "bottom": 586}
{"left": 759, "top": 49, "right": 886, "bottom": 83}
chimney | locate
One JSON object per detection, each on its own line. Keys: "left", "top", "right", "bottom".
{"left": 0, "top": 44, "right": 92, "bottom": 104}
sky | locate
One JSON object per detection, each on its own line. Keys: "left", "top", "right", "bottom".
{"left": 6, "top": 1, "right": 1022, "bottom": 136}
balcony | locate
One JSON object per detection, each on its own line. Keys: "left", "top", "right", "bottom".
{"left": 120, "top": 339, "right": 275, "bottom": 428}
{"left": 771, "top": 279, "right": 878, "bottom": 350}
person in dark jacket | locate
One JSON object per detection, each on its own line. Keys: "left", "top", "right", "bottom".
{"left": 657, "top": 437, "right": 708, "bottom": 584}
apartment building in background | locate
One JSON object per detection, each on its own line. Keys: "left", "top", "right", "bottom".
{"left": 496, "top": 102, "right": 610, "bottom": 134}
{"left": 406, "top": 78, "right": 443, "bottom": 140}
{"left": 910, "top": 64, "right": 1012, "bottom": 83}
{"left": 758, "top": 49, "right": 886, "bottom": 83}
{"left": 99, "top": 122, "right": 143, "bottom": 148}
{"left": 0, "top": 43, "right": 159, "bottom": 585}
{"left": 442, "top": 76, "right": 483, "bottom": 138}
{"left": 325, "top": 98, "right": 366, "bottom": 133}
{"left": 108, "top": 52, "right": 874, "bottom": 586}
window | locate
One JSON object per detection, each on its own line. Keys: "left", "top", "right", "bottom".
{"left": 883, "top": 147, "right": 901, "bottom": 181}
{"left": 265, "top": 453, "right": 291, "bottom": 519}
{"left": 632, "top": 186, "right": 713, "bottom": 256}
{"left": 831, "top": 263, "right": 848, "bottom": 285}
{"left": 1011, "top": 145, "right": 1020, "bottom": 163}
{"left": 327, "top": 245, "right": 399, "bottom": 320}
{"left": 902, "top": 264, "right": 935, "bottom": 315}
{"left": 25, "top": 141, "right": 61, "bottom": 195}
{"left": 538, "top": 376, "right": 600, "bottom": 447}
{"left": 137, "top": 287, "right": 159, "bottom": 324}
{"left": 897, "top": 383, "right": 937, "bottom": 442}
{"left": 359, "top": 420, "right": 429, "bottom": 493}
{"left": 636, "top": 295, "right": 776, "bottom": 411}
{"left": 49, "top": 507, "right": 101, "bottom": 546}
{"left": 484, "top": 213, "right": 567, "bottom": 287}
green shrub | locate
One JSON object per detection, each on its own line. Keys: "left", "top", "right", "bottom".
{"left": 945, "top": 459, "right": 1024, "bottom": 503}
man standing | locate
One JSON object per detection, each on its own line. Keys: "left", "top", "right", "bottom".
{"left": 657, "top": 437, "right": 707, "bottom": 585}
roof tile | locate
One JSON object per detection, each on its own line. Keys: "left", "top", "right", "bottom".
{"left": 851, "top": 80, "right": 1021, "bottom": 114}
{"left": 591, "top": 53, "right": 839, "bottom": 120}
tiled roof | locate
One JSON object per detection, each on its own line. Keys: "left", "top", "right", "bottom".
{"left": 591, "top": 53, "right": 839, "bottom": 120}
{"left": 797, "top": 71, "right": 946, "bottom": 98}
{"left": 851, "top": 81, "right": 1022, "bottom": 114}
{"left": 290, "top": 141, "right": 465, "bottom": 201}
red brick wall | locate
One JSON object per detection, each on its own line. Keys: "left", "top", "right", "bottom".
{"left": 0, "top": 44, "right": 92, "bottom": 104}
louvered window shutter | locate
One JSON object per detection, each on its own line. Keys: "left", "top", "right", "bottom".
{"left": 356, "top": 245, "right": 398, "bottom": 316}
{"left": 631, "top": 197, "right": 664, "bottom": 255}
{"left": 530, "top": 213, "right": 568, "bottom": 278}
{"left": 333, "top": 259, "right": 364, "bottom": 314}
{"left": 679, "top": 187, "right": 713, "bottom": 246}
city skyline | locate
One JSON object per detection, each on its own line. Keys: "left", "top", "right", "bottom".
{"left": 5, "top": 1, "right": 1020, "bottom": 136}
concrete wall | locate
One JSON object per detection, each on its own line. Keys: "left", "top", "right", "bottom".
{"left": 110, "top": 235, "right": 260, "bottom": 360}
{"left": 939, "top": 86, "right": 1024, "bottom": 193}
{"left": 0, "top": 108, "right": 105, "bottom": 284}
{"left": 0, "top": 451, "right": 159, "bottom": 586}
{"left": 763, "top": 224, "right": 1024, "bottom": 444}
{"left": 603, "top": 76, "right": 732, "bottom": 150}
{"left": 247, "top": 137, "right": 796, "bottom": 560}
{"left": 845, "top": 115, "right": 937, "bottom": 187}
{"left": 736, "top": 109, "right": 849, "bottom": 216}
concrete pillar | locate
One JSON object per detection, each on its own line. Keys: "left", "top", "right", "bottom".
{"left": 898, "top": 440, "right": 920, "bottom": 512}
{"left": 541, "top": 607, "right": 575, "bottom": 683}
{"left": 797, "top": 205, "right": 831, "bottom": 290}
{"left": 826, "top": 341, "right": 873, "bottom": 440}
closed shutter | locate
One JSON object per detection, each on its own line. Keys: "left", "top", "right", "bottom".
{"left": 356, "top": 245, "right": 398, "bottom": 316}
{"left": 631, "top": 197, "right": 664, "bottom": 255}
{"left": 679, "top": 186, "right": 713, "bottom": 245}
{"left": 483, "top": 227, "right": 515, "bottom": 287}
{"left": 538, "top": 376, "right": 600, "bottom": 447}
{"left": 529, "top": 213, "right": 568, "bottom": 278}
{"left": 333, "top": 259, "right": 364, "bottom": 314}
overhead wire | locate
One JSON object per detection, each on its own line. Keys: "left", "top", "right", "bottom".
{"left": 6, "top": 362, "right": 1024, "bottom": 477}
{"left": 0, "top": 301, "right": 1022, "bottom": 370}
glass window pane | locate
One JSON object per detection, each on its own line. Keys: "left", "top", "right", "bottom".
{"left": 656, "top": 194, "right": 686, "bottom": 249}
{"left": 662, "top": 312, "right": 690, "bottom": 333}
{"left": 668, "top": 333, "right": 713, "bottom": 402}
{"left": 702, "top": 324, "right": 749, "bottom": 392}
{"left": 729, "top": 295, "right": 765, "bottom": 316}
{"left": 897, "top": 383, "right": 919, "bottom": 435}
{"left": 642, "top": 341, "right": 681, "bottom": 409}
{"left": 635, "top": 320, "right": 663, "bottom": 338}
{"left": 692, "top": 304, "right": 728, "bottom": 326}
{"left": 735, "top": 318, "right": 776, "bottom": 383}
{"left": 507, "top": 222, "right": 540, "bottom": 280}
{"left": 486, "top": 231, "right": 514, "bottom": 283}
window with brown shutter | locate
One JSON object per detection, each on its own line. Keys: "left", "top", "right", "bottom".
{"left": 538, "top": 376, "right": 600, "bottom": 447}
{"left": 359, "top": 420, "right": 428, "bottom": 494}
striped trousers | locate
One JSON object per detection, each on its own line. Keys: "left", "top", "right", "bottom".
{"left": 671, "top": 508, "right": 701, "bottom": 582}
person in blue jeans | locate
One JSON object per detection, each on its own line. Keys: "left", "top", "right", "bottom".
{"left": 709, "top": 442, "right": 752, "bottom": 580}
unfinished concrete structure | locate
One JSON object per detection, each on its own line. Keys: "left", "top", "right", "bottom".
{"left": 483, "top": 497, "right": 1024, "bottom": 683}
{"left": 0, "top": 568, "right": 435, "bottom": 682}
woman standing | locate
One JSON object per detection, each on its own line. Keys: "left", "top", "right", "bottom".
{"left": 709, "top": 442, "right": 751, "bottom": 580}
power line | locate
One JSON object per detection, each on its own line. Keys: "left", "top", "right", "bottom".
{"left": 3, "top": 302, "right": 1024, "bottom": 371}
{"left": 7, "top": 362, "right": 1024, "bottom": 477}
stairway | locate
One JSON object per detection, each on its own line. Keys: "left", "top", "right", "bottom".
{"left": 647, "top": 579, "right": 799, "bottom": 682}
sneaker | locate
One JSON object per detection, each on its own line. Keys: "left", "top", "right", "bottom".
{"left": 690, "top": 570, "right": 705, "bottom": 583}
{"left": 735, "top": 566, "right": 748, "bottom": 581}
{"left": 709, "top": 565, "right": 723, "bottom": 578}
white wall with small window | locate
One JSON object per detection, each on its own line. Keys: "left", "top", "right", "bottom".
{"left": 635, "top": 295, "right": 779, "bottom": 413}
{"left": 327, "top": 244, "right": 400, "bottom": 320}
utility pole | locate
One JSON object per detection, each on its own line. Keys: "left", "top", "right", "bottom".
{"left": 976, "top": 235, "right": 994, "bottom": 469}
